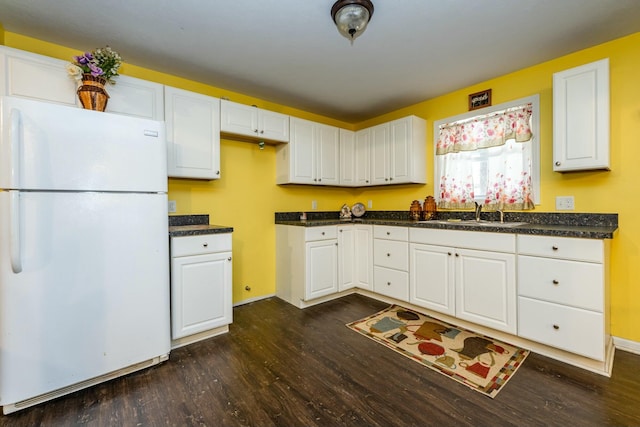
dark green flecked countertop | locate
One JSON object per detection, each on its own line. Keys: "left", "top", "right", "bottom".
{"left": 275, "top": 211, "right": 618, "bottom": 239}
{"left": 169, "top": 214, "right": 233, "bottom": 237}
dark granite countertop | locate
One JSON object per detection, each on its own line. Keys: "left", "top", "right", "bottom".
{"left": 275, "top": 211, "right": 618, "bottom": 239}
{"left": 169, "top": 214, "right": 233, "bottom": 237}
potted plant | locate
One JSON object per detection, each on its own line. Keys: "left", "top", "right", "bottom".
{"left": 67, "top": 46, "right": 122, "bottom": 111}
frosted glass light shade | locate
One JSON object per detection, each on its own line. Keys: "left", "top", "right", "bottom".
{"left": 331, "top": 0, "right": 374, "bottom": 42}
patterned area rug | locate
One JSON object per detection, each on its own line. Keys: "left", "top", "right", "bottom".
{"left": 346, "top": 305, "right": 529, "bottom": 398}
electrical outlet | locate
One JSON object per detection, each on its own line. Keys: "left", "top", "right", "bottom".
{"left": 168, "top": 200, "right": 177, "bottom": 213}
{"left": 311, "top": 200, "right": 318, "bottom": 210}
{"left": 368, "top": 200, "right": 373, "bottom": 209}
{"left": 556, "top": 196, "right": 575, "bottom": 211}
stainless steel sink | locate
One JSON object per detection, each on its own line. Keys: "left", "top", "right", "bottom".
{"left": 420, "top": 219, "right": 527, "bottom": 228}
{"left": 461, "top": 220, "right": 528, "bottom": 228}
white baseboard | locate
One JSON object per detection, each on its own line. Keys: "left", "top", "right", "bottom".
{"left": 233, "top": 293, "right": 276, "bottom": 307}
{"left": 613, "top": 336, "right": 640, "bottom": 355}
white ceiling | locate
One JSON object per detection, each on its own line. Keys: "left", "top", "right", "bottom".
{"left": 1, "top": 0, "right": 640, "bottom": 122}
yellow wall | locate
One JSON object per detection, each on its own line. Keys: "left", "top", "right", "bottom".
{"left": 3, "top": 30, "right": 639, "bottom": 342}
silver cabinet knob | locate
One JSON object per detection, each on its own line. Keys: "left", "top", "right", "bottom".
{"left": 555, "top": 161, "right": 561, "bottom": 166}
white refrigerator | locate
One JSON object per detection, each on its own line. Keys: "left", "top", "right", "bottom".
{"left": 0, "top": 96, "right": 171, "bottom": 414}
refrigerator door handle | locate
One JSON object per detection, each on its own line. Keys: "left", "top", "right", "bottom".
{"left": 10, "top": 108, "right": 22, "bottom": 189}
{"left": 9, "top": 190, "right": 22, "bottom": 274}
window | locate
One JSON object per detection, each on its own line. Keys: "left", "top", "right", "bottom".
{"left": 433, "top": 94, "right": 540, "bottom": 210}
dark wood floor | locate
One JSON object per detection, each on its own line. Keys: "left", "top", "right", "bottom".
{"left": 2, "top": 294, "right": 640, "bottom": 426}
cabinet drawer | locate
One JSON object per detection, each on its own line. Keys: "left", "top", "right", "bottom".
{"left": 171, "top": 233, "right": 232, "bottom": 257}
{"left": 374, "top": 239, "right": 408, "bottom": 271}
{"left": 518, "top": 255, "right": 603, "bottom": 311}
{"left": 374, "top": 266, "right": 409, "bottom": 301}
{"left": 374, "top": 225, "right": 408, "bottom": 241}
{"left": 410, "top": 228, "right": 515, "bottom": 253}
{"left": 305, "top": 226, "right": 337, "bottom": 241}
{"left": 517, "top": 235, "right": 603, "bottom": 263}
{"left": 518, "top": 297, "right": 604, "bottom": 360}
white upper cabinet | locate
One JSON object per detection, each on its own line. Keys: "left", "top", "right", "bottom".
{"left": 370, "top": 116, "right": 426, "bottom": 185}
{"left": 0, "top": 45, "right": 78, "bottom": 107}
{"left": 389, "top": 116, "right": 426, "bottom": 183}
{"left": 339, "top": 129, "right": 356, "bottom": 186}
{"left": 553, "top": 58, "right": 610, "bottom": 172}
{"left": 0, "top": 46, "right": 164, "bottom": 120}
{"left": 370, "top": 122, "right": 390, "bottom": 185}
{"left": 355, "top": 128, "right": 372, "bottom": 186}
{"left": 220, "top": 99, "right": 289, "bottom": 143}
{"left": 105, "top": 75, "right": 164, "bottom": 120}
{"left": 340, "top": 128, "right": 372, "bottom": 186}
{"left": 165, "top": 86, "right": 221, "bottom": 180}
{"left": 276, "top": 117, "right": 340, "bottom": 185}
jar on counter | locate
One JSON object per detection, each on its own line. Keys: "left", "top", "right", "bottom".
{"left": 410, "top": 200, "right": 422, "bottom": 220}
{"left": 423, "top": 196, "right": 437, "bottom": 220}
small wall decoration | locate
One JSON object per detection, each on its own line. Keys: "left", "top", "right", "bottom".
{"left": 468, "top": 89, "right": 492, "bottom": 111}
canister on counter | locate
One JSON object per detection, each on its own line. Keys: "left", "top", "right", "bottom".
{"left": 410, "top": 200, "right": 422, "bottom": 220}
{"left": 423, "top": 196, "right": 437, "bottom": 220}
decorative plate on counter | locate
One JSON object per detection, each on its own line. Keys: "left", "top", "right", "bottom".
{"left": 352, "top": 202, "right": 366, "bottom": 217}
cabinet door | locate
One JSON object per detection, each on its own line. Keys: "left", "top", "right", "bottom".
{"left": 316, "top": 123, "right": 340, "bottom": 185}
{"left": 355, "top": 129, "right": 371, "bottom": 186}
{"left": 258, "top": 109, "right": 289, "bottom": 142}
{"left": 455, "top": 248, "right": 516, "bottom": 334}
{"left": 171, "top": 251, "right": 232, "bottom": 339}
{"left": 106, "top": 74, "right": 164, "bottom": 120}
{"left": 220, "top": 99, "right": 258, "bottom": 138}
{"left": 338, "top": 226, "right": 355, "bottom": 291}
{"left": 553, "top": 58, "right": 609, "bottom": 172}
{"left": 389, "top": 117, "right": 411, "bottom": 183}
{"left": 354, "top": 225, "right": 374, "bottom": 290}
{"left": 370, "top": 123, "right": 389, "bottom": 185}
{"left": 288, "top": 117, "right": 315, "bottom": 184}
{"left": 339, "top": 129, "right": 356, "bottom": 186}
{"left": 0, "top": 46, "right": 78, "bottom": 106}
{"left": 306, "top": 239, "right": 338, "bottom": 300}
{"left": 165, "top": 86, "right": 221, "bottom": 179}
{"left": 410, "top": 243, "right": 455, "bottom": 316}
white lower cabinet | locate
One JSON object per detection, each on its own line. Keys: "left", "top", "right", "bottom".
{"left": 373, "top": 226, "right": 409, "bottom": 301}
{"left": 517, "top": 235, "right": 609, "bottom": 361}
{"left": 276, "top": 225, "right": 339, "bottom": 308}
{"left": 170, "top": 233, "right": 232, "bottom": 348}
{"left": 409, "top": 228, "right": 517, "bottom": 334}
{"left": 277, "top": 223, "right": 612, "bottom": 370}
{"left": 455, "top": 248, "right": 516, "bottom": 334}
{"left": 338, "top": 224, "right": 373, "bottom": 291}
{"left": 410, "top": 243, "right": 455, "bottom": 316}
{"left": 306, "top": 237, "right": 339, "bottom": 300}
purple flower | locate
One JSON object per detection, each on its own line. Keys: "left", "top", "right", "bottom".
{"left": 88, "top": 63, "right": 104, "bottom": 77}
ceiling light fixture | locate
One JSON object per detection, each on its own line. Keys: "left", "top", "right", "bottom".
{"left": 331, "top": 0, "right": 374, "bottom": 44}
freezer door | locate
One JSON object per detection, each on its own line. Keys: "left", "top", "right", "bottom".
{"left": 0, "top": 96, "right": 167, "bottom": 192}
{"left": 0, "top": 191, "right": 170, "bottom": 405}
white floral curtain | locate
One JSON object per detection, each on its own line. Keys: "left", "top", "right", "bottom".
{"left": 436, "top": 104, "right": 535, "bottom": 210}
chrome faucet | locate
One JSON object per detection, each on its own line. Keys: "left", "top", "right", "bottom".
{"left": 497, "top": 209, "right": 504, "bottom": 223}
{"left": 474, "top": 202, "right": 482, "bottom": 222}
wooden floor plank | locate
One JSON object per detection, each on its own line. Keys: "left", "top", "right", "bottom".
{"left": 1, "top": 294, "right": 639, "bottom": 426}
